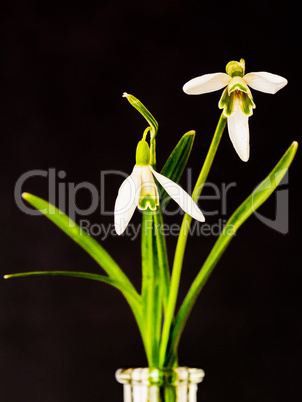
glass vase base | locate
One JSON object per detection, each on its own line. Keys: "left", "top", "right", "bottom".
{"left": 116, "top": 367, "right": 205, "bottom": 402}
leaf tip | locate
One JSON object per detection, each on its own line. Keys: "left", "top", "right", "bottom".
{"left": 289, "top": 141, "right": 299, "bottom": 159}
{"left": 22, "top": 192, "right": 30, "bottom": 200}
{"left": 185, "top": 130, "right": 196, "bottom": 137}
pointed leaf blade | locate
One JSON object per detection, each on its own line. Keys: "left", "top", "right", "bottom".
{"left": 5, "top": 271, "right": 141, "bottom": 305}
{"left": 21, "top": 193, "right": 134, "bottom": 288}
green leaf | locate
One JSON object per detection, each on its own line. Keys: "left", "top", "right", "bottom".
{"left": 141, "top": 212, "right": 155, "bottom": 364}
{"left": 4, "top": 271, "right": 141, "bottom": 305}
{"left": 160, "top": 130, "right": 195, "bottom": 207}
{"left": 22, "top": 193, "right": 126, "bottom": 282}
{"left": 141, "top": 212, "right": 162, "bottom": 366}
{"left": 165, "top": 141, "right": 298, "bottom": 365}
{"left": 123, "top": 93, "right": 158, "bottom": 139}
{"left": 20, "top": 193, "right": 144, "bottom": 333}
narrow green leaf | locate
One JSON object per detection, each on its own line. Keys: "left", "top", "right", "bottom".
{"left": 123, "top": 93, "right": 158, "bottom": 138}
{"left": 160, "top": 130, "right": 195, "bottom": 207}
{"left": 141, "top": 212, "right": 154, "bottom": 365}
{"left": 22, "top": 193, "right": 129, "bottom": 284}
{"left": 5, "top": 271, "right": 141, "bottom": 306}
{"left": 141, "top": 212, "right": 161, "bottom": 366}
{"left": 20, "top": 193, "right": 144, "bottom": 336}
{"left": 165, "top": 141, "right": 298, "bottom": 365}
{"left": 150, "top": 224, "right": 162, "bottom": 366}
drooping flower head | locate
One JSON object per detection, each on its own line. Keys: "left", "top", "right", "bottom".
{"left": 114, "top": 139, "right": 205, "bottom": 235}
{"left": 183, "top": 59, "right": 288, "bottom": 162}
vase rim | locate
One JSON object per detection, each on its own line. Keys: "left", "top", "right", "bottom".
{"left": 115, "top": 367, "right": 205, "bottom": 386}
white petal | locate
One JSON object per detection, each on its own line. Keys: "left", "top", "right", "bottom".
{"left": 114, "top": 165, "right": 141, "bottom": 235}
{"left": 183, "top": 73, "right": 231, "bottom": 95}
{"left": 244, "top": 72, "right": 288, "bottom": 94}
{"left": 149, "top": 166, "right": 205, "bottom": 222}
{"left": 227, "top": 103, "right": 250, "bottom": 162}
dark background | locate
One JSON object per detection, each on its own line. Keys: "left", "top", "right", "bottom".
{"left": 0, "top": 1, "right": 301, "bottom": 401}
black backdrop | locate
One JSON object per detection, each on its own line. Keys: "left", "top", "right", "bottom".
{"left": 1, "top": 1, "right": 301, "bottom": 401}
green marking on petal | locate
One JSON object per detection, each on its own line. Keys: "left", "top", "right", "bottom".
{"left": 219, "top": 88, "right": 234, "bottom": 116}
{"left": 218, "top": 87, "right": 228, "bottom": 108}
{"left": 229, "top": 82, "right": 247, "bottom": 93}
{"left": 228, "top": 77, "right": 249, "bottom": 94}
{"left": 138, "top": 194, "right": 159, "bottom": 210}
{"left": 239, "top": 92, "right": 256, "bottom": 116}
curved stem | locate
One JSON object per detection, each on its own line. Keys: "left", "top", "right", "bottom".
{"left": 159, "top": 113, "right": 227, "bottom": 366}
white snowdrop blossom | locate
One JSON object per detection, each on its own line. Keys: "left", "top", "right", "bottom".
{"left": 114, "top": 140, "right": 205, "bottom": 235}
{"left": 183, "top": 59, "right": 288, "bottom": 162}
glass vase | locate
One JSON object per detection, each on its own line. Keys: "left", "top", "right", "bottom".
{"left": 115, "top": 367, "right": 205, "bottom": 402}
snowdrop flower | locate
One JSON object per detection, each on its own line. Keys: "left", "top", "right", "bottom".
{"left": 183, "top": 59, "right": 288, "bottom": 162}
{"left": 114, "top": 139, "right": 205, "bottom": 235}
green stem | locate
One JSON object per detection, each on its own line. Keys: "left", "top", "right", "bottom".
{"left": 159, "top": 113, "right": 227, "bottom": 366}
{"left": 153, "top": 208, "right": 170, "bottom": 312}
{"left": 150, "top": 137, "right": 156, "bottom": 168}
{"left": 191, "top": 113, "right": 227, "bottom": 203}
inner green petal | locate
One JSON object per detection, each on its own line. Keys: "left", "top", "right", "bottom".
{"left": 219, "top": 88, "right": 234, "bottom": 117}
{"left": 138, "top": 194, "right": 158, "bottom": 210}
{"left": 239, "top": 92, "right": 256, "bottom": 116}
